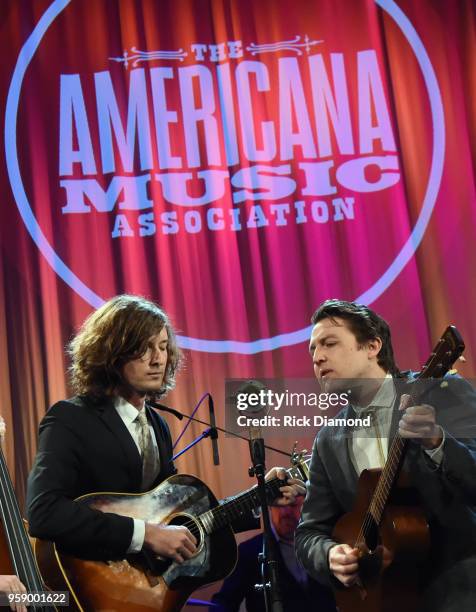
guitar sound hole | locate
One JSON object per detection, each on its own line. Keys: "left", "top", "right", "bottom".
{"left": 168, "top": 513, "right": 203, "bottom": 551}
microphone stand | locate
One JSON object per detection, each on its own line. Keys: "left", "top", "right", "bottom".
{"left": 249, "top": 429, "right": 284, "bottom": 612}
{"left": 147, "top": 400, "right": 292, "bottom": 459}
{"left": 172, "top": 427, "right": 217, "bottom": 461}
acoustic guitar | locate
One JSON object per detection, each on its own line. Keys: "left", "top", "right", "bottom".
{"left": 33, "top": 448, "right": 310, "bottom": 611}
{"left": 331, "top": 326, "right": 465, "bottom": 612}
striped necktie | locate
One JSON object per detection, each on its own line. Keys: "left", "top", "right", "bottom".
{"left": 136, "top": 409, "right": 160, "bottom": 491}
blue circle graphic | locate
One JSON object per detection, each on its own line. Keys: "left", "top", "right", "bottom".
{"left": 5, "top": 0, "right": 445, "bottom": 354}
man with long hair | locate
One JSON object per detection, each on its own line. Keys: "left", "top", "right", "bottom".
{"left": 27, "top": 295, "right": 304, "bottom": 562}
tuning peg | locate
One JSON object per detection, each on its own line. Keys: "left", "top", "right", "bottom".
{"left": 459, "top": 355, "right": 467, "bottom": 362}
{"left": 290, "top": 441, "right": 298, "bottom": 464}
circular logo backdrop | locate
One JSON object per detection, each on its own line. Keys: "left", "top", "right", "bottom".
{"left": 5, "top": 0, "right": 444, "bottom": 353}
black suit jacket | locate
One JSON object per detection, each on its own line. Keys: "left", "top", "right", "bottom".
{"left": 295, "top": 374, "right": 476, "bottom": 611}
{"left": 26, "top": 395, "right": 176, "bottom": 560}
{"left": 210, "top": 532, "right": 336, "bottom": 612}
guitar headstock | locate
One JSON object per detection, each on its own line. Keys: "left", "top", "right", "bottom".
{"left": 418, "top": 325, "right": 465, "bottom": 380}
{"left": 287, "top": 442, "right": 311, "bottom": 481}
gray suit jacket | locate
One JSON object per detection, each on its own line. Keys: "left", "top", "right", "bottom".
{"left": 295, "top": 374, "right": 476, "bottom": 611}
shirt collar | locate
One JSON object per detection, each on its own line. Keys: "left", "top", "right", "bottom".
{"left": 114, "top": 395, "right": 145, "bottom": 425}
{"left": 354, "top": 373, "right": 395, "bottom": 414}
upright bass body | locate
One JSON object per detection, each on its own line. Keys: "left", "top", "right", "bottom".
{"left": 0, "top": 423, "right": 57, "bottom": 611}
{"left": 34, "top": 474, "right": 237, "bottom": 612}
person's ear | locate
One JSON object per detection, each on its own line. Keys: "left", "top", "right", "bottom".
{"left": 367, "top": 337, "right": 382, "bottom": 359}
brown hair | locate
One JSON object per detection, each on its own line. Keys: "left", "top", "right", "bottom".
{"left": 311, "top": 299, "right": 400, "bottom": 376}
{"left": 68, "top": 295, "right": 181, "bottom": 398}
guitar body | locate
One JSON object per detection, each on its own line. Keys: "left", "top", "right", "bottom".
{"left": 332, "top": 469, "right": 430, "bottom": 612}
{"left": 328, "top": 326, "right": 466, "bottom": 612}
{"left": 34, "top": 474, "right": 238, "bottom": 612}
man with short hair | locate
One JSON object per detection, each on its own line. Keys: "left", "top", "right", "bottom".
{"left": 27, "top": 294, "right": 304, "bottom": 563}
{"left": 295, "top": 299, "right": 476, "bottom": 611}
{"left": 210, "top": 497, "right": 336, "bottom": 612}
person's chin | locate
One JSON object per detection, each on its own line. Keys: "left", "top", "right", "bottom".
{"left": 320, "top": 377, "right": 341, "bottom": 393}
{"left": 147, "top": 383, "right": 163, "bottom": 393}
{"left": 138, "top": 380, "right": 163, "bottom": 394}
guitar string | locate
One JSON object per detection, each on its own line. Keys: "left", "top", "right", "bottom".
{"left": 178, "top": 486, "right": 272, "bottom": 537}
{"left": 188, "top": 364, "right": 453, "bottom": 556}
{"left": 175, "top": 466, "right": 306, "bottom": 537}
{"left": 369, "top": 436, "right": 401, "bottom": 518}
{"left": 356, "top": 384, "right": 424, "bottom": 542}
{"left": 180, "top": 476, "right": 284, "bottom": 535}
{"left": 178, "top": 440, "right": 403, "bottom": 546}
{"left": 0, "top": 450, "right": 52, "bottom": 610}
{"left": 181, "top": 433, "right": 404, "bottom": 547}
{"left": 0, "top": 453, "right": 28, "bottom": 577}
{"left": 176, "top": 399, "right": 415, "bottom": 548}
{"left": 356, "top": 360, "right": 450, "bottom": 545}
{"left": 0, "top": 452, "right": 40, "bottom": 585}
{"left": 355, "top": 434, "right": 403, "bottom": 546}
{"left": 179, "top": 363, "right": 452, "bottom": 551}
{"left": 354, "top": 378, "right": 431, "bottom": 546}
{"left": 186, "top": 375, "right": 441, "bottom": 544}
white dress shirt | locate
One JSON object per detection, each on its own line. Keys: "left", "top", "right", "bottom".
{"left": 350, "top": 375, "right": 444, "bottom": 474}
{"left": 114, "top": 396, "right": 160, "bottom": 552}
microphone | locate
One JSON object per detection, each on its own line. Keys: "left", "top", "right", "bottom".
{"left": 208, "top": 395, "right": 220, "bottom": 466}
{"left": 149, "top": 395, "right": 220, "bottom": 466}
{"left": 238, "top": 380, "right": 267, "bottom": 469}
{"left": 146, "top": 401, "right": 183, "bottom": 420}
{"left": 233, "top": 379, "right": 267, "bottom": 409}
{"left": 244, "top": 387, "right": 284, "bottom": 612}
{"left": 249, "top": 425, "right": 265, "bottom": 469}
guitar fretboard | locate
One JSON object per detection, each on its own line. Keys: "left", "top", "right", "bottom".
{"left": 360, "top": 327, "right": 464, "bottom": 541}
{"left": 198, "top": 463, "right": 307, "bottom": 535}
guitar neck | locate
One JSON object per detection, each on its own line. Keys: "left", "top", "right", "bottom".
{"left": 365, "top": 325, "right": 465, "bottom": 528}
{"left": 367, "top": 432, "right": 407, "bottom": 524}
{"left": 198, "top": 463, "right": 307, "bottom": 535}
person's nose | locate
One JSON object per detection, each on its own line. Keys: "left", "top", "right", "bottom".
{"left": 158, "top": 347, "right": 167, "bottom": 367}
{"left": 148, "top": 344, "right": 163, "bottom": 366}
{"left": 150, "top": 343, "right": 167, "bottom": 368}
{"left": 313, "top": 346, "right": 326, "bottom": 366}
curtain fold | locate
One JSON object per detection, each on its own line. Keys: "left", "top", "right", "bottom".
{"left": 0, "top": 0, "right": 475, "bottom": 513}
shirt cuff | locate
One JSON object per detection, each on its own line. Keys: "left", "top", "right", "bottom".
{"left": 127, "top": 519, "right": 146, "bottom": 553}
{"left": 424, "top": 426, "right": 445, "bottom": 466}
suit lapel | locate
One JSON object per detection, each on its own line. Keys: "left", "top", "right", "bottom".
{"left": 330, "top": 408, "right": 359, "bottom": 507}
{"left": 389, "top": 392, "right": 402, "bottom": 442}
{"left": 94, "top": 398, "right": 143, "bottom": 490}
{"left": 389, "top": 375, "right": 416, "bottom": 441}
{"left": 146, "top": 404, "right": 169, "bottom": 481}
